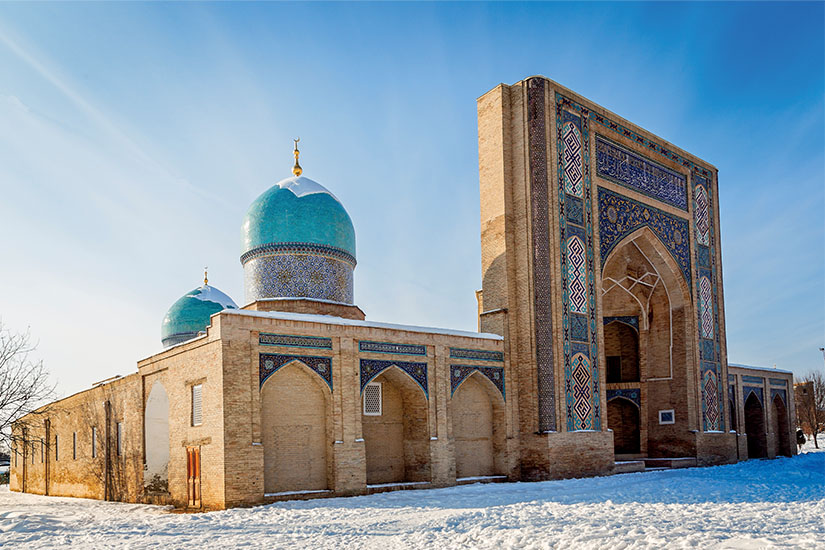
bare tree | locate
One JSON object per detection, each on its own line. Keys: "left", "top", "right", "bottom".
{"left": 795, "top": 370, "right": 825, "bottom": 449}
{"left": 0, "top": 322, "right": 54, "bottom": 449}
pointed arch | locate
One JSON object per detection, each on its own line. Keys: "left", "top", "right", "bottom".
{"left": 606, "top": 394, "right": 641, "bottom": 409}
{"left": 360, "top": 359, "right": 428, "bottom": 400}
{"left": 144, "top": 380, "right": 170, "bottom": 494}
{"left": 451, "top": 372, "right": 506, "bottom": 478}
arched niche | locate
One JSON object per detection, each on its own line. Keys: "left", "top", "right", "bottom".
{"left": 362, "top": 365, "right": 430, "bottom": 485}
{"left": 773, "top": 394, "right": 791, "bottom": 458}
{"left": 451, "top": 372, "right": 506, "bottom": 478}
{"left": 603, "top": 321, "right": 640, "bottom": 383}
{"left": 260, "top": 360, "right": 332, "bottom": 493}
{"left": 144, "top": 381, "right": 170, "bottom": 493}
{"left": 744, "top": 392, "right": 767, "bottom": 459}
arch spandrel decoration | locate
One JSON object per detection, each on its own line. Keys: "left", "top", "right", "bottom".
{"left": 603, "top": 316, "right": 639, "bottom": 333}
{"left": 259, "top": 353, "right": 332, "bottom": 390}
{"left": 702, "top": 368, "right": 721, "bottom": 431}
{"left": 360, "top": 358, "right": 428, "bottom": 398}
{"left": 450, "top": 365, "right": 504, "bottom": 399}
{"left": 556, "top": 96, "right": 601, "bottom": 432}
{"left": 606, "top": 388, "right": 641, "bottom": 409}
{"left": 770, "top": 388, "right": 787, "bottom": 405}
{"left": 597, "top": 187, "right": 692, "bottom": 287}
{"left": 744, "top": 386, "right": 764, "bottom": 406}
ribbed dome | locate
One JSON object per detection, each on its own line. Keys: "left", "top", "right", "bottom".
{"left": 161, "top": 284, "right": 238, "bottom": 348}
{"left": 241, "top": 176, "right": 356, "bottom": 260}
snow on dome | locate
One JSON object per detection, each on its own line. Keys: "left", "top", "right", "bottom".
{"left": 161, "top": 284, "right": 238, "bottom": 348}
{"left": 275, "top": 175, "right": 341, "bottom": 200}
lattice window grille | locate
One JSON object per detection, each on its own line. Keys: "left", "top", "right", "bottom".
{"left": 192, "top": 384, "right": 203, "bottom": 426}
{"left": 363, "top": 382, "right": 382, "bottom": 416}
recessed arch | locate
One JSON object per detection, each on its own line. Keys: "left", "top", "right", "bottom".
{"left": 361, "top": 362, "right": 428, "bottom": 401}
{"left": 144, "top": 380, "right": 170, "bottom": 494}
{"left": 744, "top": 392, "right": 767, "bottom": 459}
{"left": 607, "top": 394, "right": 640, "bottom": 409}
{"left": 261, "top": 361, "right": 331, "bottom": 493}
{"left": 607, "top": 396, "right": 641, "bottom": 455}
{"left": 451, "top": 372, "right": 506, "bottom": 478}
{"left": 773, "top": 394, "right": 791, "bottom": 457}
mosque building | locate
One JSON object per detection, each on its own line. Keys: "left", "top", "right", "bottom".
{"left": 10, "top": 77, "right": 796, "bottom": 509}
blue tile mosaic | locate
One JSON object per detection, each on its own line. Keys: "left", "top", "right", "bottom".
{"left": 259, "top": 353, "right": 332, "bottom": 390}
{"left": 359, "top": 341, "right": 426, "bottom": 356}
{"left": 701, "top": 339, "right": 715, "bottom": 362}
{"left": 769, "top": 378, "right": 788, "bottom": 387}
{"left": 243, "top": 253, "right": 353, "bottom": 305}
{"left": 570, "top": 313, "right": 589, "bottom": 342}
{"left": 771, "top": 388, "right": 787, "bottom": 404}
{"left": 606, "top": 388, "right": 641, "bottom": 408}
{"left": 449, "top": 348, "right": 504, "bottom": 362}
{"left": 742, "top": 375, "right": 764, "bottom": 385}
{"left": 450, "top": 364, "right": 505, "bottom": 399}
{"left": 598, "top": 187, "right": 692, "bottom": 286}
{"left": 359, "top": 358, "right": 428, "bottom": 398}
{"left": 744, "top": 386, "right": 763, "bottom": 406}
{"left": 595, "top": 135, "right": 688, "bottom": 210}
{"left": 566, "top": 194, "right": 584, "bottom": 225}
{"left": 528, "top": 78, "right": 557, "bottom": 432}
{"left": 259, "top": 333, "right": 333, "bottom": 349}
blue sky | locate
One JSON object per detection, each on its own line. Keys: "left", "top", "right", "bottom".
{"left": 0, "top": 2, "right": 822, "bottom": 397}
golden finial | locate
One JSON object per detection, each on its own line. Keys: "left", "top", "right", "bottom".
{"left": 292, "top": 138, "right": 303, "bottom": 177}
{"left": 203, "top": 267, "right": 208, "bottom": 286}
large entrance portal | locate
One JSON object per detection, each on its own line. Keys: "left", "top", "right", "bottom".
{"left": 744, "top": 392, "right": 767, "bottom": 459}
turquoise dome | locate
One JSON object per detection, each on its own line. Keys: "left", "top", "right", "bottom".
{"left": 241, "top": 176, "right": 356, "bottom": 259}
{"left": 161, "top": 284, "right": 238, "bottom": 348}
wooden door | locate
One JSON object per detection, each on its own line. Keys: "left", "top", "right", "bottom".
{"left": 186, "top": 447, "right": 201, "bottom": 508}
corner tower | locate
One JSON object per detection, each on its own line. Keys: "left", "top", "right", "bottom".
{"left": 240, "top": 141, "right": 364, "bottom": 319}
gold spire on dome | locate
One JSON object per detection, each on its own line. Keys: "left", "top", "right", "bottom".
{"left": 204, "top": 267, "right": 208, "bottom": 286}
{"left": 292, "top": 138, "right": 303, "bottom": 177}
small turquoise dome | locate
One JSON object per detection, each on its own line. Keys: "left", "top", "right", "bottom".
{"left": 161, "top": 284, "right": 238, "bottom": 348}
{"left": 241, "top": 176, "right": 356, "bottom": 259}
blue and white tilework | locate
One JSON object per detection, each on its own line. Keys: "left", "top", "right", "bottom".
{"left": 771, "top": 388, "right": 787, "bottom": 405}
{"left": 243, "top": 252, "right": 354, "bottom": 304}
{"left": 359, "top": 341, "right": 426, "bottom": 356}
{"left": 450, "top": 365, "right": 505, "bottom": 399}
{"left": 595, "top": 135, "right": 688, "bottom": 210}
{"left": 259, "top": 353, "right": 332, "bottom": 390}
{"left": 598, "top": 187, "right": 692, "bottom": 287}
{"left": 556, "top": 94, "right": 600, "bottom": 432}
{"left": 606, "top": 388, "right": 641, "bottom": 408}
{"left": 603, "top": 316, "right": 639, "bottom": 332}
{"left": 259, "top": 333, "right": 333, "bottom": 349}
{"left": 359, "top": 359, "right": 428, "bottom": 398}
{"left": 744, "top": 386, "right": 764, "bottom": 406}
{"left": 449, "top": 348, "right": 504, "bottom": 362}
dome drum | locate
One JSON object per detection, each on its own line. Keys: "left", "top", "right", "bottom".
{"left": 243, "top": 252, "right": 354, "bottom": 305}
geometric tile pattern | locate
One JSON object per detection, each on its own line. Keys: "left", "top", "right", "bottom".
{"left": 449, "top": 348, "right": 504, "bottom": 362}
{"left": 359, "top": 341, "right": 426, "bottom": 356}
{"left": 259, "top": 353, "right": 332, "bottom": 390}
{"left": 769, "top": 378, "right": 788, "bottom": 387}
{"left": 595, "top": 134, "right": 688, "bottom": 210}
{"left": 567, "top": 236, "right": 588, "bottom": 314}
{"left": 563, "top": 122, "right": 584, "bottom": 197}
{"left": 702, "top": 367, "right": 720, "bottom": 431}
{"left": 771, "top": 388, "right": 787, "bottom": 405}
{"left": 259, "top": 333, "right": 333, "bottom": 349}
{"left": 359, "top": 358, "right": 428, "bottom": 398}
{"left": 450, "top": 364, "right": 505, "bottom": 399}
{"left": 693, "top": 174, "right": 724, "bottom": 432}
{"left": 571, "top": 353, "right": 594, "bottom": 430}
{"left": 742, "top": 375, "right": 765, "bottom": 385}
{"left": 244, "top": 253, "right": 354, "bottom": 305}
{"left": 699, "top": 276, "right": 714, "bottom": 339}
{"left": 694, "top": 185, "right": 710, "bottom": 246}
{"left": 527, "top": 78, "right": 557, "bottom": 432}
{"left": 597, "top": 187, "right": 692, "bottom": 287}
{"left": 556, "top": 95, "right": 600, "bottom": 432}
{"left": 606, "top": 388, "right": 641, "bottom": 408}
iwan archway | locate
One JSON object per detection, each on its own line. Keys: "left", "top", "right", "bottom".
{"left": 601, "top": 226, "right": 695, "bottom": 459}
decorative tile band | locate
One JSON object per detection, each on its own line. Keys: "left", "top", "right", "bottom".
{"left": 359, "top": 341, "right": 426, "bottom": 356}
{"left": 769, "top": 378, "right": 788, "bottom": 387}
{"left": 557, "top": 94, "right": 600, "bottom": 432}
{"left": 771, "top": 388, "right": 787, "bottom": 404}
{"left": 241, "top": 241, "right": 356, "bottom": 267}
{"left": 449, "top": 347, "right": 504, "bottom": 362}
{"left": 598, "top": 187, "right": 692, "bottom": 286}
{"left": 243, "top": 253, "right": 354, "bottom": 305}
{"left": 528, "top": 78, "right": 556, "bottom": 432}
{"left": 595, "top": 135, "right": 688, "bottom": 210}
{"left": 702, "top": 367, "right": 721, "bottom": 431}
{"left": 606, "top": 388, "right": 641, "bottom": 408}
{"left": 259, "top": 353, "right": 332, "bottom": 390}
{"left": 742, "top": 375, "right": 764, "bottom": 385}
{"left": 743, "top": 386, "right": 763, "bottom": 406}
{"left": 259, "top": 333, "right": 333, "bottom": 349}
{"left": 603, "top": 316, "right": 639, "bottom": 332}
{"left": 450, "top": 364, "right": 505, "bottom": 399}
{"left": 359, "top": 359, "right": 428, "bottom": 398}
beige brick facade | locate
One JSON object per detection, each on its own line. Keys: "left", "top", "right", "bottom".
{"left": 10, "top": 76, "right": 791, "bottom": 510}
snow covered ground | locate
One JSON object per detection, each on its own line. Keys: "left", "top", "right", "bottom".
{"left": 1, "top": 447, "right": 823, "bottom": 549}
